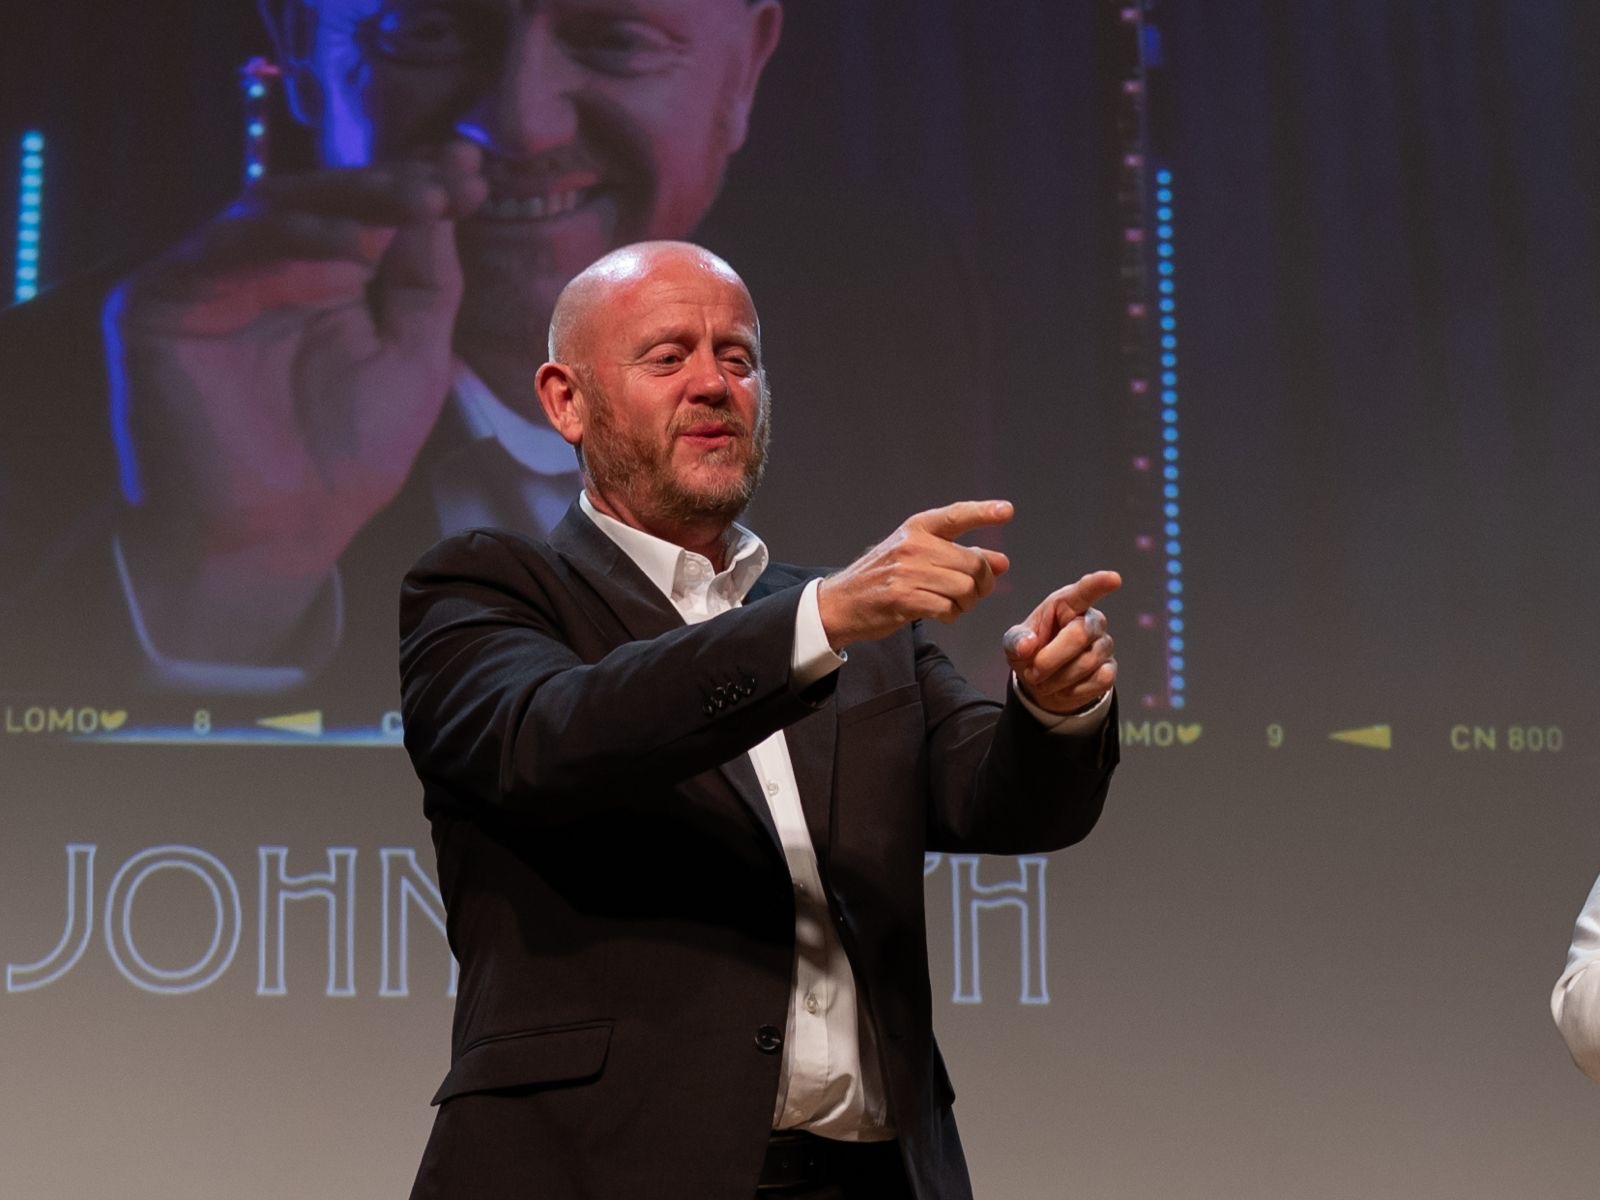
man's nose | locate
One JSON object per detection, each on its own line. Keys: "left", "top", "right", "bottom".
{"left": 687, "top": 352, "right": 733, "bottom": 404}
{"left": 455, "top": 18, "right": 580, "bottom": 159}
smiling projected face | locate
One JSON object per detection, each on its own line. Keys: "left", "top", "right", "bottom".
{"left": 301, "top": 0, "right": 781, "bottom": 368}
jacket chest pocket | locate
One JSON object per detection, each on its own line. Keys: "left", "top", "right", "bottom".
{"left": 833, "top": 684, "right": 927, "bottom": 851}
{"left": 836, "top": 682, "right": 921, "bottom": 729}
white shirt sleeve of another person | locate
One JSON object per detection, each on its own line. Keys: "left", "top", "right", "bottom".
{"left": 1553, "top": 872, "right": 1600, "bottom": 1081}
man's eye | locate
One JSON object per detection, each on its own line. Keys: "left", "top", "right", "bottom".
{"left": 367, "top": 5, "right": 493, "bottom": 66}
{"left": 557, "top": 16, "right": 683, "bottom": 77}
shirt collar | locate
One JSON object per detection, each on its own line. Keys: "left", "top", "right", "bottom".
{"left": 451, "top": 360, "right": 577, "bottom": 476}
{"left": 579, "top": 492, "right": 769, "bottom": 605}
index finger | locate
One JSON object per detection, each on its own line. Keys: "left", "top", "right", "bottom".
{"left": 1050, "top": 570, "right": 1123, "bottom": 616}
{"left": 906, "top": 499, "right": 1014, "bottom": 541}
{"left": 247, "top": 161, "right": 462, "bottom": 225}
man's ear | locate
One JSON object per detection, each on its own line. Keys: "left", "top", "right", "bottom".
{"left": 722, "top": 1, "right": 784, "bottom": 153}
{"left": 259, "top": 0, "right": 324, "bottom": 126}
{"left": 535, "top": 362, "right": 586, "bottom": 448}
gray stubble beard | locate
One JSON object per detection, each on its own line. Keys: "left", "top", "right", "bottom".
{"left": 579, "top": 370, "right": 772, "bottom": 530}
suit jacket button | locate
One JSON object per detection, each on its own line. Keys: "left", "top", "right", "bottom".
{"left": 754, "top": 1025, "right": 783, "bottom": 1054}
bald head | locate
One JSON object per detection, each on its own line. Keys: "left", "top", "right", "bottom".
{"left": 533, "top": 238, "right": 770, "bottom": 557}
{"left": 547, "top": 241, "right": 753, "bottom": 365}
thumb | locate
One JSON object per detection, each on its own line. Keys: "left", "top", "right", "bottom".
{"left": 1002, "top": 623, "right": 1039, "bottom": 670}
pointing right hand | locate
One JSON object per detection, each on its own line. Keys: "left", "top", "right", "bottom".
{"left": 816, "top": 500, "right": 1013, "bottom": 649}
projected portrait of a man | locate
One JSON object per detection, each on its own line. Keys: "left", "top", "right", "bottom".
{"left": 0, "top": 0, "right": 782, "bottom": 702}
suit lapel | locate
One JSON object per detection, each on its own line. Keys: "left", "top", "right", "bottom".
{"left": 749, "top": 568, "right": 838, "bottom": 865}
{"left": 781, "top": 699, "right": 837, "bottom": 869}
{"left": 547, "top": 503, "right": 686, "bottom": 644}
{"left": 546, "top": 503, "right": 780, "bottom": 849}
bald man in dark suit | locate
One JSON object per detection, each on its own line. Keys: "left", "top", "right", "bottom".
{"left": 399, "top": 241, "right": 1120, "bottom": 1199}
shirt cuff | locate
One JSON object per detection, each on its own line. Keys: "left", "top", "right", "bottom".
{"left": 1010, "top": 676, "right": 1113, "bottom": 733}
{"left": 114, "top": 534, "right": 345, "bottom": 694}
{"left": 792, "top": 578, "right": 847, "bottom": 688}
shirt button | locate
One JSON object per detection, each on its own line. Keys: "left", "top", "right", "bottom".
{"left": 754, "top": 1025, "right": 783, "bottom": 1054}
{"left": 804, "top": 994, "right": 819, "bottom": 1015}
{"left": 765, "top": 781, "right": 779, "bottom": 797}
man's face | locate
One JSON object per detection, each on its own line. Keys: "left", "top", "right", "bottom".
{"left": 301, "top": 0, "right": 781, "bottom": 358}
{"left": 574, "top": 254, "right": 769, "bottom": 534}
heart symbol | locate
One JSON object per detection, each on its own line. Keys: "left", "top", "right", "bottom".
{"left": 99, "top": 710, "right": 128, "bottom": 732}
{"left": 1175, "top": 723, "right": 1202, "bottom": 745}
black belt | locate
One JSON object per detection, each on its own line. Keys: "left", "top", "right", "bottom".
{"left": 758, "top": 1130, "right": 901, "bottom": 1192}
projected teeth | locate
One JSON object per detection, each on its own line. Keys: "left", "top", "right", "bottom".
{"left": 481, "top": 189, "right": 588, "bottom": 221}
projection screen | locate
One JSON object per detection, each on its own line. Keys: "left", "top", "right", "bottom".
{"left": 1, "top": 2, "right": 1597, "bottom": 1197}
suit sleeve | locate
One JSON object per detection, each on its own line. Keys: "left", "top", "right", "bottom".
{"left": 913, "top": 623, "right": 1119, "bottom": 855}
{"left": 1553, "top": 872, "right": 1600, "bottom": 1081}
{"left": 398, "top": 528, "right": 834, "bottom": 819}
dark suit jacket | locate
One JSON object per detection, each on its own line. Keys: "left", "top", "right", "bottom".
{"left": 398, "top": 504, "right": 1119, "bottom": 1200}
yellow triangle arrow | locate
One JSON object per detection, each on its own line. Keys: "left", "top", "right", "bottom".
{"left": 257, "top": 710, "right": 323, "bottom": 738}
{"left": 1329, "top": 724, "right": 1391, "bottom": 750}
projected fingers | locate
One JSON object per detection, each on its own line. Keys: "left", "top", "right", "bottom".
{"left": 122, "top": 143, "right": 485, "bottom": 323}
{"left": 98, "top": 148, "right": 486, "bottom": 672}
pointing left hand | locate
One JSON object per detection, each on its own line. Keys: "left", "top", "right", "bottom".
{"left": 1003, "top": 571, "right": 1122, "bottom": 715}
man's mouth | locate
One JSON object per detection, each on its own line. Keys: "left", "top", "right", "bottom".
{"left": 679, "top": 423, "right": 740, "bottom": 448}
{"left": 474, "top": 185, "right": 597, "bottom": 222}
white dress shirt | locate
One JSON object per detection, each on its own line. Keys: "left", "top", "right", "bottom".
{"left": 1553, "top": 872, "right": 1600, "bottom": 1081}
{"left": 578, "top": 492, "right": 1113, "bottom": 1139}
{"left": 578, "top": 493, "right": 896, "bottom": 1140}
